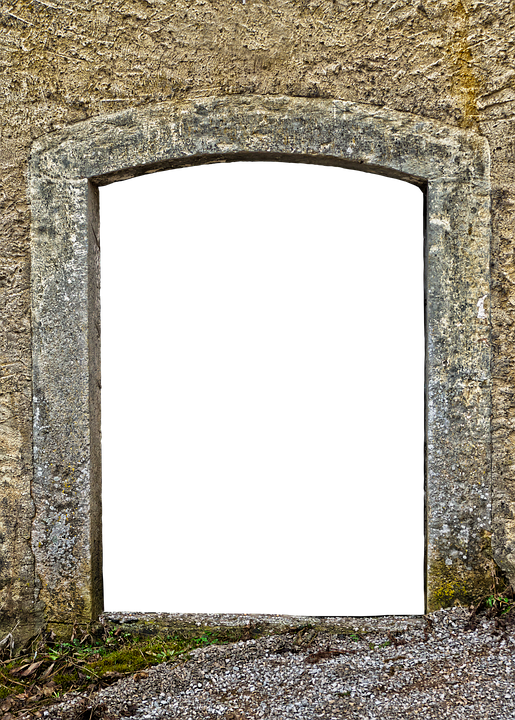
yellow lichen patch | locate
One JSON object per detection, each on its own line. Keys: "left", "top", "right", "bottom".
{"left": 427, "top": 557, "right": 493, "bottom": 612}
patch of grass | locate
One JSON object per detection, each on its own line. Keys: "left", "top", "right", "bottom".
{"left": 0, "top": 622, "right": 246, "bottom": 716}
{"left": 485, "top": 594, "right": 514, "bottom": 615}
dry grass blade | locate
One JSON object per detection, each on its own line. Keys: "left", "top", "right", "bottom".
{"left": 0, "top": 622, "right": 19, "bottom": 661}
{"left": 10, "top": 659, "right": 44, "bottom": 677}
{"left": 39, "top": 661, "right": 55, "bottom": 680}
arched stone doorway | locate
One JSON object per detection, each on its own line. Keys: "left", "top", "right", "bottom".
{"left": 29, "top": 95, "right": 491, "bottom": 628}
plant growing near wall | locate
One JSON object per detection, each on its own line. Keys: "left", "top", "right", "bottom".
{"left": 485, "top": 594, "right": 514, "bottom": 614}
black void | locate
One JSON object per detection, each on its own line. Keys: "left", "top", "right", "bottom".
{"left": 101, "top": 162, "right": 426, "bottom": 616}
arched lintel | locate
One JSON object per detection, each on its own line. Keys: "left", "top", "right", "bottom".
{"left": 90, "top": 151, "right": 428, "bottom": 191}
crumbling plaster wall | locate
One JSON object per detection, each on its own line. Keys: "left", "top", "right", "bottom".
{"left": 1, "top": 0, "right": 515, "bottom": 644}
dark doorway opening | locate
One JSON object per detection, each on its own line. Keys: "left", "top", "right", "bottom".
{"left": 100, "top": 161, "right": 424, "bottom": 616}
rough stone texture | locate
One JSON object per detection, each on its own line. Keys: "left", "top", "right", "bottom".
{"left": 0, "top": 0, "right": 513, "bottom": 645}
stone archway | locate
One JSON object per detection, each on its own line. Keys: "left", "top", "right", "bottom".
{"left": 29, "top": 95, "right": 491, "bottom": 629}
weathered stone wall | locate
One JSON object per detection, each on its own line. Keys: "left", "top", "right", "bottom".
{"left": 1, "top": 0, "right": 515, "bottom": 645}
